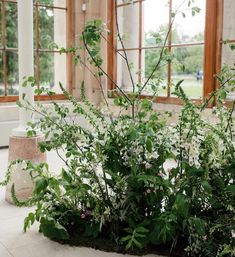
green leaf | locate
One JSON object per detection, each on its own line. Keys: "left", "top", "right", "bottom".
{"left": 226, "top": 185, "right": 235, "bottom": 195}
{"left": 220, "top": 89, "right": 227, "bottom": 99}
{"left": 201, "top": 180, "right": 212, "bottom": 194}
{"left": 120, "top": 235, "right": 132, "bottom": 242}
{"left": 141, "top": 99, "right": 152, "bottom": 111}
{"left": 190, "top": 217, "right": 206, "bottom": 236}
{"left": 34, "top": 178, "right": 48, "bottom": 195}
{"left": 135, "top": 226, "right": 149, "bottom": 233}
{"left": 132, "top": 237, "right": 142, "bottom": 248}
{"left": 62, "top": 168, "right": 72, "bottom": 183}
{"left": 39, "top": 218, "right": 69, "bottom": 240}
{"left": 16, "top": 100, "right": 23, "bottom": 107}
{"left": 146, "top": 138, "right": 153, "bottom": 153}
{"left": 173, "top": 194, "right": 189, "bottom": 219}
{"left": 24, "top": 212, "right": 35, "bottom": 232}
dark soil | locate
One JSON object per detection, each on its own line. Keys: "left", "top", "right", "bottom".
{"left": 55, "top": 234, "right": 187, "bottom": 257}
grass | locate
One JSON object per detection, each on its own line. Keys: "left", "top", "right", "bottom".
{"left": 144, "top": 75, "right": 203, "bottom": 99}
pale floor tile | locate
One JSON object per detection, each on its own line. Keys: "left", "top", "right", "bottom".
{"left": 9, "top": 240, "right": 161, "bottom": 257}
{"left": 0, "top": 242, "right": 13, "bottom": 257}
{"left": 0, "top": 148, "right": 8, "bottom": 181}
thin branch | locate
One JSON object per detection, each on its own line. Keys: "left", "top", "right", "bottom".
{"left": 82, "top": 32, "right": 131, "bottom": 104}
{"left": 101, "top": 33, "right": 126, "bottom": 60}
{"left": 78, "top": 55, "right": 113, "bottom": 122}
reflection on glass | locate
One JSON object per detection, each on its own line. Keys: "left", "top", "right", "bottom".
{"left": 143, "top": 48, "right": 168, "bottom": 96}
{"left": 6, "top": 2, "right": 18, "bottom": 48}
{"left": 36, "top": 0, "right": 66, "bottom": 8}
{"left": 39, "top": 52, "right": 54, "bottom": 92}
{"left": 117, "top": 50, "right": 139, "bottom": 91}
{"left": 144, "top": 0, "right": 169, "bottom": 47}
{"left": 38, "top": 7, "right": 66, "bottom": 49}
{"left": 39, "top": 52, "right": 66, "bottom": 94}
{"left": 117, "top": 4, "right": 139, "bottom": 49}
{"left": 222, "top": 44, "right": 235, "bottom": 100}
{"left": 0, "top": 3, "right": 2, "bottom": 48}
{"left": 7, "top": 51, "right": 19, "bottom": 96}
{"left": 0, "top": 51, "right": 4, "bottom": 96}
{"left": 171, "top": 46, "right": 204, "bottom": 99}
{"left": 172, "top": 0, "right": 206, "bottom": 44}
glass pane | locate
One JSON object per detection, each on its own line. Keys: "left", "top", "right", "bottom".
{"left": 222, "top": 44, "right": 235, "bottom": 100}
{"left": 5, "top": 2, "right": 18, "bottom": 48}
{"left": 222, "top": 44, "right": 235, "bottom": 67}
{"left": 117, "top": 50, "right": 139, "bottom": 91}
{"left": 117, "top": 0, "right": 131, "bottom": 5}
{"left": 143, "top": 48, "right": 168, "bottom": 96}
{"left": 171, "top": 46, "right": 204, "bottom": 99}
{"left": 6, "top": 51, "right": 19, "bottom": 96}
{"left": 223, "top": 0, "right": 235, "bottom": 40}
{"left": 39, "top": 52, "right": 66, "bottom": 94}
{"left": 38, "top": 7, "right": 66, "bottom": 49}
{"left": 0, "top": 2, "right": 2, "bottom": 48}
{"left": 35, "top": 0, "right": 66, "bottom": 8}
{"left": 0, "top": 51, "right": 4, "bottom": 96}
{"left": 117, "top": 3, "right": 139, "bottom": 49}
{"left": 144, "top": 0, "right": 169, "bottom": 47}
{"left": 172, "top": 0, "right": 206, "bottom": 44}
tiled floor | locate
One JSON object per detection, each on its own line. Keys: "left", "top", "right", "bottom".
{"left": 0, "top": 148, "right": 164, "bottom": 257}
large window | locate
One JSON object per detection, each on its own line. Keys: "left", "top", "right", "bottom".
{"left": 0, "top": 0, "right": 73, "bottom": 102}
{"left": 108, "top": 0, "right": 224, "bottom": 104}
{"left": 222, "top": 0, "right": 235, "bottom": 100}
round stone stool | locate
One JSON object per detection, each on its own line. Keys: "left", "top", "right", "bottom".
{"left": 5, "top": 135, "right": 46, "bottom": 204}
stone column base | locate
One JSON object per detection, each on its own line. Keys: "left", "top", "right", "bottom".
{"left": 5, "top": 135, "right": 46, "bottom": 204}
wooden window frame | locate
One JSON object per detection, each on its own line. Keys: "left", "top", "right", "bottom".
{"left": 0, "top": 0, "right": 74, "bottom": 103}
{"left": 107, "top": 0, "right": 224, "bottom": 106}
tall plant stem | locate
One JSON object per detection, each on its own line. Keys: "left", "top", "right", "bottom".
{"left": 82, "top": 32, "right": 131, "bottom": 104}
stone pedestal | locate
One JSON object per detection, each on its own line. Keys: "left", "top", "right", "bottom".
{"left": 5, "top": 135, "right": 46, "bottom": 204}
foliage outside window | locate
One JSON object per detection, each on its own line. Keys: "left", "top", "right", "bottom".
{"left": 108, "top": 0, "right": 229, "bottom": 105}
{"left": 0, "top": 0, "right": 68, "bottom": 101}
{"left": 116, "top": 0, "right": 206, "bottom": 100}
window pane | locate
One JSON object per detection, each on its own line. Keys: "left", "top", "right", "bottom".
{"left": 38, "top": 7, "right": 66, "bottom": 49}
{"left": 223, "top": 0, "right": 235, "bottom": 40}
{"left": 144, "top": 48, "right": 168, "bottom": 96}
{"left": 117, "top": 3, "right": 139, "bottom": 49}
{"left": 6, "top": 51, "right": 19, "bottom": 96}
{"left": 222, "top": 44, "right": 235, "bottom": 100}
{"left": 172, "top": 0, "right": 206, "bottom": 44}
{"left": 0, "top": 2, "right": 2, "bottom": 48}
{"left": 36, "top": 0, "right": 66, "bottom": 8}
{"left": 171, "top": 46, "right": 204, "bottom": 99}
{"left": 39, "top": 52, "right": 66, "bottom": 94}
{"left": 5, "top": 2, "right": 18, "bottom": 48}
{"left": 117, "top": 50, "right": 139, "bottom": 91}
{"left": 0, "top": 51, "right": 4, "bottom": 96}
{"left": 144, "top": 0, "right": 169, "bottom": 47}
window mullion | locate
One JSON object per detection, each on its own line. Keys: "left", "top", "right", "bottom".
{"left": 203, "top": 0, "right": 218, "bottom": 103}
{"left": 138, "top": 0, "right": 142, "bottom": 85}
{"left": 2, "top": 0, "right": 7, "bottom": 96}
{"left": 167, "top": 0, "right": 173, "bottom": 98}
{"left": 35, "top": 0, "right": 40, "bottom": 93}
